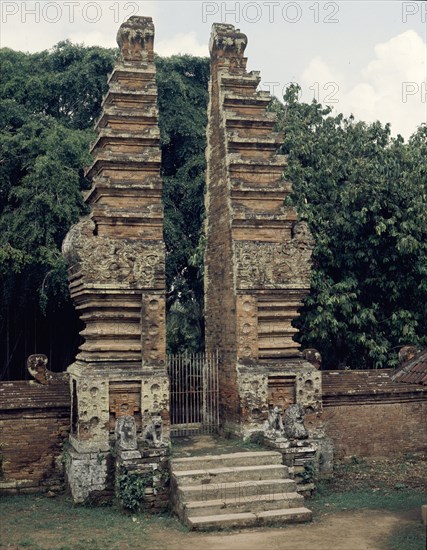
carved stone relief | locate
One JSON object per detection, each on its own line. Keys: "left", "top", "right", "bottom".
{"left": 75, "top": 377, "right": 109, "bottom": 442}
{"left": 115, "top": 415, "right": 138, "bottom": 450}
{"left": 234, "top": 221, "right": 314, "bottom": 288}
{"left": 63, "top": 217, "right": 164, "bottom": 286}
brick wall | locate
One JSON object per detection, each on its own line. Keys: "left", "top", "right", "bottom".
{"left": 0, "top": 381, "right": 70, "bottom": 494}
{"left": 322, "top": 370, "right": 427, "bottom": 458}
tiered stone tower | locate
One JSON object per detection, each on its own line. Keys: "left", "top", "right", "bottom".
{"left": 205, "top": 24, "right": 322, "bottom": 437}
{"left": 62, "top": 16, "right": 169, "bottom": 503}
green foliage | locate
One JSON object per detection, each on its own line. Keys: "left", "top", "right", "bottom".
{"left": 0, "top": 42, "right": 116, "bottom": 378}
{"left": 246, "top": 432, "right": 266, "bottom": 447}
{"left": 0, "top": 103, "right": 93, "bottom": 300}
{"left": 300, "top": 462, "right": 317, "bottom": 483}
{"left": 0, "top": 42, "right": 116, "bottom": 301}
{"left": 155, "top": 55, "right": 210, "bottom": 353}
{"left": 116, "top": 467, "right": 148, "bottom": 512}
{"left": 1, "top": 40, "right": 426, "bottom": 374}
{"left": 276, "top": 85, "right": 427, "bottom": 369}
{"left": 0, "top": 42, "right": 117, "bottom": 130}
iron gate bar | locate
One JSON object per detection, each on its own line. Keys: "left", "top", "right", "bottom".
{"left": 167, "top": 351, "right": 219, "bottom": 437}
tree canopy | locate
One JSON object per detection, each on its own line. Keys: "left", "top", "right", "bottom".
{"left": 276, "top": 85, "right": 427, "bottom": 368}
{"left": 156, "top": 55, "right": 209, "bottom": 353}
{"left": 0, "top": 42, "right": 116, "bottom": 379}
{"left": 0, "top": 43, "right": 425, "bottom": 378}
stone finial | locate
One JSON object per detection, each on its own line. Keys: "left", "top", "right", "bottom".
{"left": 302, "top": 348, "right": 322, "bottom": 370}
{"left": 209, "top": 23, "right": 248, "bottom": 62}
{"left": 27, "top": 354, "right": 68, "bottom": 385}
{"left": 398, "top": 345, "right": 417, "bottom": 365}
{"left": 116, "top": 16, "right": 154, "bottom": 62}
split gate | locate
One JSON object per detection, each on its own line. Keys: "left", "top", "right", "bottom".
{"left": 167, "top": 351, "right": 219, "bottom": 436}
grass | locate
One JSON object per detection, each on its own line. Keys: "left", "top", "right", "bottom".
{"left": 0, "top": 493, "right": 179, "bottom": 549}
{"left": 310, "top": 486, "right": 426, "bottom": 514}
{"left": 328, "top": 453, "right": 426, "bottom": 492}
{"left": 309, "top": 465, "right": 427, "bottom": 550}
{"left": 1, "top": 454, "right": 425, "bottom": 549}
{"left": 388, "top": 523, "right": 426, "bottom": 550}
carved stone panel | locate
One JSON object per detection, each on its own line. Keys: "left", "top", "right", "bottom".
{"left": 63, "top": 218, "right": 164, "bottom": 287}
{"left": 74, "top": 377, "right": 109, "bottom": 444}
{"left": 236, "top": 295, "right": 258, "bottom": 361}
{"left": 268, "top": 376, "right": 296, "bottom": 411}
{"left": 234, "top": 222, "right": 313, "bottom": 289}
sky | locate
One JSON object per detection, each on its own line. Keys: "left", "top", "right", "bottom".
{"left": 1, "top": 0, "right": 426, "bottom": 139}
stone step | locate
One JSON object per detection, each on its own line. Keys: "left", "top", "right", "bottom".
{"left": 177, "top": 478, "right": 297, "bottom": 501}
{"left": 186, "top": 507, "right": 312, "bottom": 530}
{"left": 173, "top": 464, "right": 287, "bottom": 485}
{"left": 171, "top": 450, "right": 283, "bottom": 471}
{"left": 183, "top": 491, "right": 304, "bottom": 516}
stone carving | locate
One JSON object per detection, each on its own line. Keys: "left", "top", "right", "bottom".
{"left": 398, "top": 346, "right": 418, "bottom": 365}
{"left": 283, "top": 404, "right": 308, "bottom": 440}
{"left": 263, "top": 406, "right": 284, "bottom": 439}
{"left": 302, "top": 348, "right": 322, "bottom": 370}
{"left": 63, "top": 217, "right": 163, "bottom": 286}
{"left": 117, "top": 15, "right": 154, "bottom": 61}
{"left": 27, "top": 354, "right": 68, "bottom": 385}
{"left": 142, "top": 415, "right": 163, "bottom": 447}
{"left": 62, "top": 15, "right": 169, "bottom": 505}
{"left": 235, "top": 222, "right": 314, "bottom": 289}
{"left": 205, "top": 22, "right": 317, "bottom": 432}
{"left": 115, "top": 415, "right": 138, "bottom": 451}
{"left": 209, "top": 23, "right": 248, "bottom": 60}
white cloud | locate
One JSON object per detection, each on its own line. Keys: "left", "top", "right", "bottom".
{"left": 68, "top": 30, "right": 117, "bottom": 49}
{"left": 155, "top": 32, "right": 208, "bottom": 57}
{"left": 301, "top": 56, "right": 343, "bottom": 90}
{"left": 299, "top": 30, "right": 426, "bottom": 139}
{"left": 0, "top": 1, "right": 159, "bottom": 52}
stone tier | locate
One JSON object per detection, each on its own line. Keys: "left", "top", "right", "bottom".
{"left": 63, "top": 16, "right": 166, "bottom": 371}
{"left": 171, "top": 450, "right": 312, "bottom": 530}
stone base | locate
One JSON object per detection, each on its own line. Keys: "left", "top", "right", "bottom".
{"left": 65, "top": 444, "right": 111, "bottom": 504}
{"left": 264, "top": 436, "right": 332, "bottom": 493}
{"left": 116, "top": 445, "right": 170, "bottom": 512}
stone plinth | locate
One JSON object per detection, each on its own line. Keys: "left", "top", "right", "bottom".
{"left": 62, "top": 16, "right": 169, "bottom": 504}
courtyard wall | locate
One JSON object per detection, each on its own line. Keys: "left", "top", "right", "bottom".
{"left": 322, "top": 370, "right": 426, "bottom": 458}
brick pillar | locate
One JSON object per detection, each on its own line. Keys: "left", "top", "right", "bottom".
{"left": 205, "top": 24, "right": 319, "bottom": 436}
{"left": 62, "top": 16, "right": 169, "bottom": 504}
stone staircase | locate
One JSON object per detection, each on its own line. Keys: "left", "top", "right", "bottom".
{"left": 171, "top": 450, "right": 312, "bottom": 530}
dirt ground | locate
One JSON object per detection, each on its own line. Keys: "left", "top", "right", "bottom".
{"left": 1, "top": 508, "right": 419, "bottom": 550}
{"left": 144, "top": 508, "right": 419, "bottom": 550}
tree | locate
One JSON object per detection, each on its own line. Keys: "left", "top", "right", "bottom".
{"left": 276, "top": 85, "right": 427, "bottom": 369}
{"left": 0, "top": 45, "right": 209, "bottom": 377}
{"left": 0, "top": 42, "right": 115, "bottom": 130}
{"left": 155, "top": 55, "right": 210, "bottom": 353}
{"left": 2, "top": 42, "right": 425, "bottom": 375}
{"left": 0, "top": 42, "right": 116, "bottom": 379}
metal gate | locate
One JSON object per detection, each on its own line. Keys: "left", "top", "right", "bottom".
{"left": 167, "top": 351, "right": 219, "bottom": 436}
